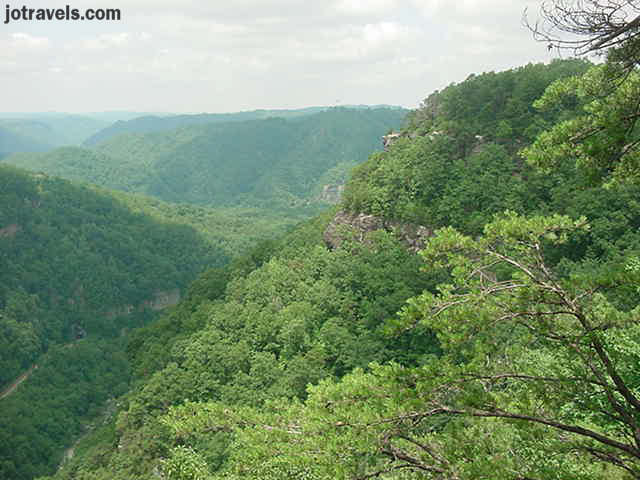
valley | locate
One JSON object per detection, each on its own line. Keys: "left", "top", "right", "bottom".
{"left": 0, "top": 106, "right": 405, "bottom": 480}
{"left": 3, "top": 2, "right": 640, "bottom": 477}
{"left": 39, "top": 56, "right": 640, "bottom": 480}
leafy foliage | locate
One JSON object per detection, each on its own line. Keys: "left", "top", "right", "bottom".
{"left": 0, "top": 335, "right": 135, "bottom": 480}
{"left": 0, "top": 115, "right": 109, "bottom": 150}
{"left": 32, "top": 57, "right": 640, "bottom": 480}
{"left": 523, "top": 64, "right": 640, "bottom": 184}
{"left": 343, "top": 60, "right": 592, "bottom": 233}
{"left": 82, "top": 106, "right": 337, "bottom": 146}
{"left": 50, "top": 221, "right": 439, "bottom": 480}
{"left": 5, "top": 108, "right": 406, "bottom": 209}
{"left": 156, "top": 213, "right": 640, "bottom": 480}
{"left": 405, "top": 59, "right": 591, "bottom": 143}
{"left": 0, "top": 164, "right": 239, "bottom": 480}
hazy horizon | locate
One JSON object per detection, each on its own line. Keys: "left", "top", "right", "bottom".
{"left": 0, "top": 103, "right": 406, "bottom": 116}
{"left": 0, "top": 0, "right": 567, "bottom": 114}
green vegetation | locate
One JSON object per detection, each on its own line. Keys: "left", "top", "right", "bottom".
{"left": 0, "top": 164, "right": 310, "bottom": 390}
{"left": 524, "top": 63, "right": 640, "bottom": 184}
{"left": 0, "top": 115, "right": 109, "bottom": 154}
{"left": 6, "top": 5, "right": 640, "bottom": 478}
{"left": 37, "top": 52, "right": 640, "bottom": 480}
{"left": 4, "top": 107, "right": 407, "bottom": 209}
{"left": 343, "top": 59, "right": 592, "bottom": 232}
{"left": 82, "top": 106, "right": 335, "bottom": 145}
{"left": 0, "top": 165, "right": 226, "bottom": 480}
{"left": 0, "top": 105, "right": 403, "bottom": 480}
{"left": 46, "top": 211, "right": 441, "bottom": 480}
{"left": 5, "top": 147, "right": 140, "bottom": 191}
{"left": 112, "top": 194, "right": 312, "bottom": 259}
{"left": 0, "top": 125, "right": 50, "bottom": 158}
{"left": 0, "top": 156, "right": 329, "bottom": 480}
{"left": 0, "top": 164, "right": 227, "bottom": 378}
{"left": 405, "top": 59, "right": 591, "bottom": 143}
{"left": 0, "top": 333, "right": 136, "bottom": 480}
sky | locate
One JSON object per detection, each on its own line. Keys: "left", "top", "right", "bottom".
{"left": 0, "top": 0, "right": 561, "bottom": 113}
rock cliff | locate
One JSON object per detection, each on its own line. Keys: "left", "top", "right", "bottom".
{"left": 323, "top": 210, "right": 432, "bottom": 252}
{"left": 105, "top": 288, "right": 181, "bottom": 319}
{"left": 0, "top": 224, "right": 20, "bottom": 238}
{"left": 318, "top": 184, "right": 345, "bottom": 204}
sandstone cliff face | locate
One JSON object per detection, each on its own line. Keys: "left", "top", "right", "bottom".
{"left": 144, "top": 289, "right": 181, "bottom": 311}
{"left": 0, "top": 224, "right": 20, "bottom": 238}
{"left": 318, "top": 184, "right": 345, "bottom": 204}
{"left": 382, "top": 132, "right": 402, "bottom": 150}
{"left": 105, "top": 288, "right": 181, "bottom": 319}
{"left": 323, "top": 210, "right": 432, "bottom": 253}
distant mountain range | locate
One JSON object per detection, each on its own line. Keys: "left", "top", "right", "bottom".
{"left": 0, "top": 106, "right": 404, "bottom": 154}
{"left": 4, "top": 107, "right": 407, "bottom": 209}
{"left": 0, "top": 115, "right": 109, "bottom": 157}
{"left": 82, "top": 105, "right": 403, "bottom": 146}
{"left": 0, "top": 125, "right": 50, "bottom": 159}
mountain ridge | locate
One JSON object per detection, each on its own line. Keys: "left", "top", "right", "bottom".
{"left": 5, "top": 107, "right": 407, "bottom": 209}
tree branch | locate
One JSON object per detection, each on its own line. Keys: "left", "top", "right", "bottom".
{"left": 440, "top": 406, "right": 640, "bottom": 459}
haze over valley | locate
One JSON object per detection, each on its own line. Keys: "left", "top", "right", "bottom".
{"left": 3, "top": 2, "right": 640, "bottom": 480}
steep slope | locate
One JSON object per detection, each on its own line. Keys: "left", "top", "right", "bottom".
{"left": 0, "top": 160, "right": 323, "bottom": 480}
{"left": 0, "top": 125, "right": 51, "bottom": 158}
{"left": 82, "top": 107, "right": 331, "bottom": 146}
{"left": 45, "top": 211, "right": 440, "bottom": 480}
{"left": 0, "top": 164, "right": 230, "bottom": 389}
{"left": 343, "top": 59, "right": 593, "bottom": 232}
{"left": 0, "top": 164, "right": 233, "bottom": 480}
{"left": 145, "top": 107, "right": 407, "bottom": 206}
{"left": 43, "top": 59, "right": 640, "bottom": 480}
{"left": 5, "top": 107, "right": 406, "bottom": 209}
{"left": 4, "top": 147, "right": 139, "bottom": 190}
{"left": 0, "top": 115, "right": 109, "bottom": 147}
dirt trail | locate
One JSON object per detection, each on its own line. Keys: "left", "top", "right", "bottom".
{"left": 0, "top": 364, "right": 38, "bottom": 400}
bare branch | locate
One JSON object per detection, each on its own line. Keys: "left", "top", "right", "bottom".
{"left": 525, "top": 0, "right": 640, "bottom": 63}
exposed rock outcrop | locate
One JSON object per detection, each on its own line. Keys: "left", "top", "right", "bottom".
{"left": 383, "top": 129, "right": 492, "bottom": 156}
{"left": 105, "top": 288, "right": 181, "bottom": 319}
{"left": 382, "top": 132, "right": 402, "bottom": 150}
{"left": 318, "top": 184, "right": 345, "bottom": 204}
{"left": 144, "top": 289, "right": 181, "bottom": 311}
{"left": 470, "top": 134, "right": 487, "bottom": 155}
{"left": 383, "top": 130, "right": 446, "bottom": 151}
{"left": 323, "top": 210, "right": 432, "bottom": 253}
{"left": 0, "top": 224, "right": 20, "bottom": 238}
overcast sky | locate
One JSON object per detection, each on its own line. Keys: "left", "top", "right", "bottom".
{"left": 0, "top": 0, "right": 561, "bottom": 113}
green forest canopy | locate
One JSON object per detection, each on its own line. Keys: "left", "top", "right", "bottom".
{"left": 4, "top": 107, "right": 406, "bottom": 209}
{"left": 43, "top": 51, "right": 640, "bottom": 480}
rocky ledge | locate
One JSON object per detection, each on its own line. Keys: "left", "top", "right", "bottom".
{"left": 323, "top": 210, "right": 432, "bottom": 253}
{"left": 0, "top": 224, "right": 20, "bottom": 238}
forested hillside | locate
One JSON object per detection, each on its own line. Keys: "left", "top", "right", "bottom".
{"left": 4, "top": 107, "right": 406, "bottom": 209}
{"left": 343, "top": 59, "right": 592, "bottom": 231}
{"left": 0, "top": 164, "right": 314, "bottom": 389}
{"left": 0, "top": 126, "right": 50, "bottom": 159}
{"left": 82, "top": 107, "right": 333, "bottom": 146}
{"left": 0, "top": 164, "right": 231, "bottom": 382}
{"left": 0, "top": 164, "right": 267, "bottom": 480}
{"left": 0, "top": 115, "right": 109, "bottom": 155}
{"left": 40, "top": 49, "right": 640, "bottom": 480}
